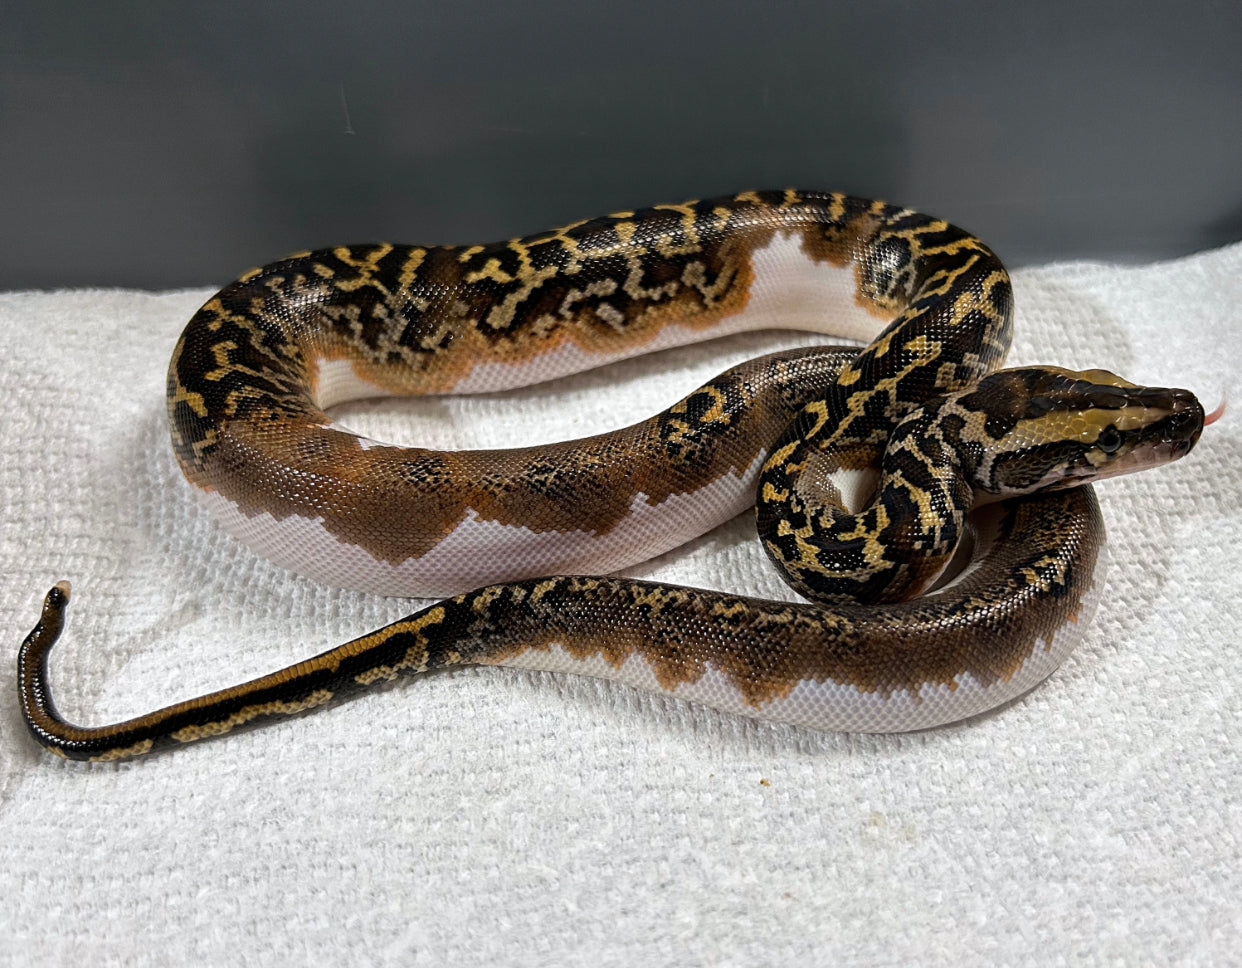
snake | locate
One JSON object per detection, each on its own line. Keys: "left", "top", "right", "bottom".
{"left": 16, "top": 189, "right": 1209, "bottom": 761}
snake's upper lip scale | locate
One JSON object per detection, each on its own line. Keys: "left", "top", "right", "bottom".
{"left": 1162, "top": 389, "right": 1206, "bottom": 451}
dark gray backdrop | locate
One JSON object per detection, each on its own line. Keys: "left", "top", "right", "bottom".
{"left": 3, "top": 1, "right": 1240, "bottom": 289}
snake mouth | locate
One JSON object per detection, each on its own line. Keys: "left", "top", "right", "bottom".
{"left": 1158, "top": 388, "right": 1206, "bottom": 455}
{"left": 1108, "top": 388, "right": 1205, "bottom": 476}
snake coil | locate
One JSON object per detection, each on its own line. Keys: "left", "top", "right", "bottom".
{"left": 17, "top": 190, "right": 1206, "bottom": 760}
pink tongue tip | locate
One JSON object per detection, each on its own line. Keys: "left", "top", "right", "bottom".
{"left": 1204, "top": 394, "right": 1226, "bottom": 427}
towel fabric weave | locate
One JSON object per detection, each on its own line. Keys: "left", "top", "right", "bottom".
{"left": 1, "top": 244, "right": 1239, "bottom": 966}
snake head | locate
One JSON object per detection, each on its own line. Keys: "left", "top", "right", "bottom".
{"left": 958, "top": 366, "right": 1206, "bottom": 497}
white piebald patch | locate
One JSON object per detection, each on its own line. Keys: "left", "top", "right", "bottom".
{"left": 309, "top": 231, "right": 882, "bottom": 403}
{"left": 314, "top": 358, "right": 394, "bottom": 409}
{"left": 194, "top": 453, "right": 768, "bottom": 597}
{"left": 740, "top": 229, "right": 881, "bottom": 342}
{"left": 451, "top": 232, "right": 879, "bottom": 395}
{"left": 828, "top": 466, "right": 880, "bottom": 514}
{"left": 270, "top": 234, "right": 887, "bottom": 595}
{"left": 496, "top": 554, "right": 1105, "bottom": 733}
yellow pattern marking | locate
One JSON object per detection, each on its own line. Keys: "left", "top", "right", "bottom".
{"left": 171, "top": 689, "right": 335, "bottom": 743}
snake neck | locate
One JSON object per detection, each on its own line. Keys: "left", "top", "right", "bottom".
{"left": 758, "top": 407, "right": 976, "bottom": 606}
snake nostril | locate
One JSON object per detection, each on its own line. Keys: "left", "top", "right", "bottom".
{"left": 1159, "top": 395, "right": 1207, "bottom": 446}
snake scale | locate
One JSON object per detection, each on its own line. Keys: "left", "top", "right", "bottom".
{"left": 17, "top": 189, "right": 1208, "bottom": 761}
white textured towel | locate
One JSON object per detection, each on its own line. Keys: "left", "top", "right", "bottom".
{"left": 1, "top": 245, "right": 1239, "bottom": 966}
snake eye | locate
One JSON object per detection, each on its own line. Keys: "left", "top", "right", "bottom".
{"left": 1096, "top": 425, "right": 1122, "bottom": 453}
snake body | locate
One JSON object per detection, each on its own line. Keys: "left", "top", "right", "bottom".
{"left": 17, "top": 190, "right": 1206, "bottom": 760}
